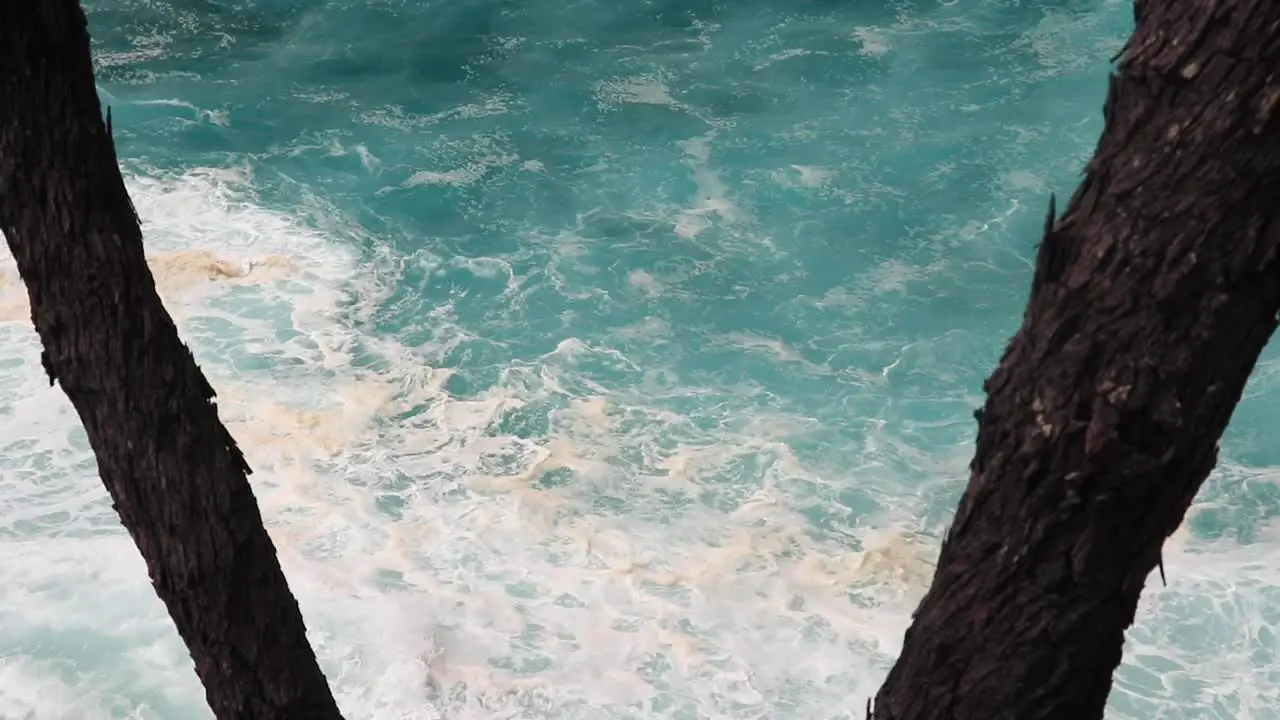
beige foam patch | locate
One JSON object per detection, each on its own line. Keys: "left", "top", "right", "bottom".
{"left": 0, "top": 249, "right": 297, "bottom": 325}
{"left": 788, "top": 530, "right": 936, "bottom": 590}
{"left": 220, "top": 378, "right": 396, "bottom": 462}
{"left": 148, "top": 248, "right": 295, "bottom": 295}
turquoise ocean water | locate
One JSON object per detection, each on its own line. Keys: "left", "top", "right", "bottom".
{"left": 2, "top": 0, "right": 1280, "bottom": 717}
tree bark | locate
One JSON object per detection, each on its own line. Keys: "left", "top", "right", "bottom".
{"left": 873, "top": 3, "right": 1280, "bottom": 719}
{"left": 0, "top": 4, "right": 345, "bottom": 719}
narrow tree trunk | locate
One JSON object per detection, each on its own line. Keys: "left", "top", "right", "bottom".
{"left": 0, "top": 4, "right": 345, "bottom": 719}
{"left": 874, "top": 3, "right": 1280, "bottom": 719}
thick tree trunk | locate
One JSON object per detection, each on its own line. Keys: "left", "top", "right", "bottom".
{"left": 0, "top": 4, "right": 344, "bottom": 719}
{"left": 874, "top": 3, "right": 1280, "bottom": 719}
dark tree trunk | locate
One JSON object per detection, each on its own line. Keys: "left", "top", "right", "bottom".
{"left": 0, "top": 4, "right": 345, "bottom": 719}
{"left": 874, "top": 2, "right": 1280, "bottom": 719}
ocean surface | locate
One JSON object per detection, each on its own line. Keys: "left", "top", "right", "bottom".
{"left": 2, "top": 0, "right": 1279, "bottom": 718}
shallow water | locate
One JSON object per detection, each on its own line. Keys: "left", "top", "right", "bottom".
{"left": 2, "top": 0, "right": 1279, "bottom": 718}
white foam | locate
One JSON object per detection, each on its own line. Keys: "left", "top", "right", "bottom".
{"left": 0, "top": 164, "right": 936, "bottom": 719}
{"left": 594, "top": 74, "right": 683, "bottom": 110}
{"left": 851, "top": 27, "right": 891, "bottom": 57}
{"left": 777, "top": 164, "right": 834, "bottom": 189}
{"left": 354, "top": 95, "right": 513, "bottom": 131}
{"left": 1116, "top": 512, "right": 1280, "bottom": 720}
{"left": 131, "top": 98, "right": 230, "bottom": 127}
{"left": 2, "top": 161, "right": 1275, "bottom": 720}
{"left": 674, "top": 131, "right": 744, "bottom": 240}
{"left": 0, "top": 656, "right": 116, "bottom": 720}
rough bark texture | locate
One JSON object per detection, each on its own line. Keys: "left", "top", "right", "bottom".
{"left": 0, "top": 4, "right": 345, "bottom": 719}
{"left": 874, "top": 3, "right": 1280, "bottom": 720}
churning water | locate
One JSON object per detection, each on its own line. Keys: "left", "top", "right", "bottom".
{"left": 2, "top": 0, "right": 1279, "bottom": 718}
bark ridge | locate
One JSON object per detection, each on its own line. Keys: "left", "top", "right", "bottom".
{"left": 0, "top": 3, "right": 346, "bottom": 718}
{"left": 876, "top": 2, "right": 1280, "bottom": 719}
